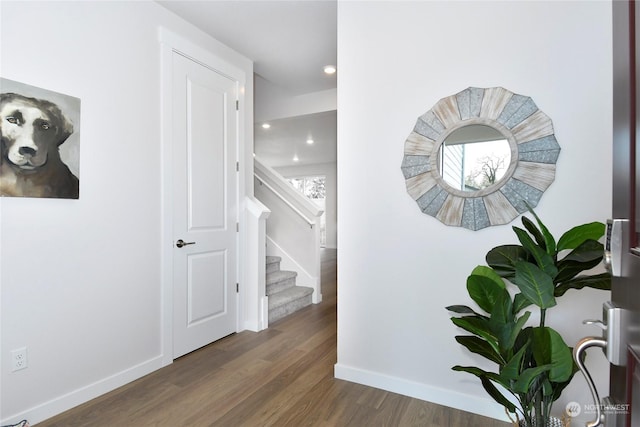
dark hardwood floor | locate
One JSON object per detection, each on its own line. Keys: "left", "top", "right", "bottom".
{"left": 38, "top": 249, "right": 508, "bottom": 426}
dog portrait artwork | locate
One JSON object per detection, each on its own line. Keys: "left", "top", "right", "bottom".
{"left": 0, "top": 79, "right": 80, "bottom": 199}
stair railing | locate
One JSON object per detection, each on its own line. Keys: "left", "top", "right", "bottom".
{"left": 254, "top": 175, "right": 315, "bottom": 227}
{"left": 254, "top": 157, "right": 324, "bottom": 304}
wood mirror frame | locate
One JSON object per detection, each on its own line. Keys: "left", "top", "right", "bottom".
{"left": 401, "top": 87, "right": 560, "bottom": 230}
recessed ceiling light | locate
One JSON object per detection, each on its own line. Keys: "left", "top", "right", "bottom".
{"left": 293, "top": 155, "right": 299, "bottom": 162}
{"left": 323, "top": 65, "right": 336, "bottom": 75}
{"left": 306, "top": 138, "right": 314, "bottom": 144}
{"left": 261, "top": 123, "right": 271, "bottom": 129}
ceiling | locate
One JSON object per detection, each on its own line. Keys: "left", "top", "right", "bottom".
{"left": 157, "top": 0, "right": 337, "bottom": 168}
{"left": 255, "top": 110, "right": 337, "bottom": 168}
{"left": 157, "top": 0, "right": 337, "bottom": 95}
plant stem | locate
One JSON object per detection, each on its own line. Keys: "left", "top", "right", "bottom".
{"left": 540, "top": 308, "right": 546, "bottom": 328}
{"left": 535, "top": 386, "right": 544, "bottom": 426}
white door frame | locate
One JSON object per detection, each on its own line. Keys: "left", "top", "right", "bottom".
{"left": 159, "top": 28, "right": 247, "bottom": 366}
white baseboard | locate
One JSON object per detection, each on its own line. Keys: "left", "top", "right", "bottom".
{"left": 243, "top": 296, "right": 269, "bottom": 332}
{"left": 2, "top": 356, "right": 164, "bottom": 426}
{"left": 333, "top": 363, "right": 510, "bottom": 422}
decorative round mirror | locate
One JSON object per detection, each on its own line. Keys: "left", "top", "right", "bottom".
{"left": 402, "top": 87, "right": 560, "bottom": 230}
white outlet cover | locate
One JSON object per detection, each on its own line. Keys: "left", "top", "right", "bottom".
{"left": 11, "top": 347, "right": 27, "bottom": 372}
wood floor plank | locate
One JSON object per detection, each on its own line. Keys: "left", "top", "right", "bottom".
{"left": 274, "top": 375, "right": 358, "bottom": 426}
{"left": 37, "top": 249, "right": 509, "bottom": 427}
{"left": 396, "top": 399, "right": 436, "bottom": 426}
{"left": 212, "top": 336, "right": 336, "bottom": 426}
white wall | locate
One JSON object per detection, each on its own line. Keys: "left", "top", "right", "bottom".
{"left": 0, "top": 1, "right": 252, "bottom": 424}
{"left": 336, "top": 1, "right": 613, "bottom": 423}
{"left": 255, "top": 74, "right": 337, "bottom": 123}
{"left": 275, "top": 162, "right": 337, "bottom": 249}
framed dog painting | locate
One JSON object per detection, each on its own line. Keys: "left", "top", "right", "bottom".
{"left": 0, "top": 78, "right": 80, "bottom": 199}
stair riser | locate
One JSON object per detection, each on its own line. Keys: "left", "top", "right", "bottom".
{"left": 269, "top": 294, "right": 312, "bottom": 323}
{"left": 266, "top": 277, "right": 296, "bottom": 295}
{"left": 266, "top": 255, "right": 311, "bottom": 323}
{"left": 266, "top": 261, "right": 281, "bottom": 274}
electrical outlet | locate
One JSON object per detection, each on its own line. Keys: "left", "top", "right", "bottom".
{"left": 11, "top": 347, "right": 27, "bottom": 372}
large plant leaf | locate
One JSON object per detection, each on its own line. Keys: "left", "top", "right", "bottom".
{"left": 451, "top": 317, "right": 497, "bottom": 346}
{"left": 551, "top": 350, "right": 583, "bottom": 402}
{"left": 513, "top": 365, "right": 552, "bottom": 393}
{"left": 526, "top": 209, "right": 557, "bottom": 255}
{"left": 513, "top": 293, "right": 533, "bottom": 314}
{"left": 480, "top": 376, "right": 518, "bottom": 413}
{"left": 531, "top": 328, "right": 552, "bottom": 369}
{"left": 470, "top": 265, "right": 506, "bottom": 287}
{"left": 554, "top": 273, "right": 612, "bottom": 297}
{"left": 452, "top": 366, "right": 517, "bottom": 413}
{"left": 452, "top": 366, "right": 507, "bottom": 388}
{"left": 500, "top": 342, "right": 529, "bottom": 381}
{"left": 557, "top": 222, "right": 605, "bottom": 252}
{"left": 452, "top": 365, "right": 491, "bottom": 377}
{"left": 532, "top": 327, "right": 573, "bottom": 383}
{"left": 506, "top": 311, "right": 531, "bottom": 351}
{"left": 446, "top": 305, "right": 488, "bottom": 318}
{"left": 467, "top": 274, "right": 508, "bottom": 314}
{"left": 513, "top": 227, "right": 558, "bottom": 279}
{"left": 550, "top": 344, "right": 574, "bottom": 383}
{"left": 515, "top": 326, "right": 533, "bottom": 353}
{"left": 513, "top": 261, "right": 557, "bottom": 309}
{"left": 559, "top": 239, "right": 604, "bottom": 263}
{"left": 551, "top": 377, "right": 573, "bottom": 402}
{"left": 486, "top": 245, "right": 529, "bottom": 279}
{"left": 551, "top": 369, "right": 577, "bottom": 402}
{"left": 455, "top": 335, "right": 504, "bottom": 365}
{"left": 487, "top": 292, "right": 530, "bottom": 355}
{"left": 522, "top": 216, "right": 548, "bottom": 251}
{"left": 489, "top": 292, "right": 515, "bottom": 352}
{"left": 555, "top": 240, "right": 605, "bottom": 282}
{"left": 489, "top": 291, "right": 513, "bottom": 325}
{"left": 555, "top": 259, "right": 604, "bottom": 283}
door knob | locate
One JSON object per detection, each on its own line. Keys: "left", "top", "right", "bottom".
{"left": 176, "top": 239, "right": 195, "bottom": 248}
{"left": 573, "top": 301, "right": 631, "bottom": 427}
{"left": 573, "top": 336, "right": 607, "bottom": 427}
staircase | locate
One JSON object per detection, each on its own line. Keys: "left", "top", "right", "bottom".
{"left": 266, "top": 256, "right": 314, "bottom": 323}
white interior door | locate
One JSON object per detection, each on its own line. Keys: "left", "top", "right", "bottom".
{"left": 172, "top": 51, "right": 238, "bottom": 359}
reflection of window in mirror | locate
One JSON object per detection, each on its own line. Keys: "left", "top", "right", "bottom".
{"left": 438, "top": 125, "right": 511, "bottom": 192}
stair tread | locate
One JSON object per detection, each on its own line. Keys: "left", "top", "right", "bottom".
{"left": 266, "top": 256, "right": 281, "bottom": 264}
{"left": 266, "top": 270, "right": 297, "bottom": 284}
{"left": 269, "top": 286, "right": 314, "bottom": 307}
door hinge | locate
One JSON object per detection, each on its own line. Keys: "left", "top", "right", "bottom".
{"left": 236, "top": 161, "right": 239, "bottom": 172}
{"left": 236, "top": 100, "right": 239, "bottom": 111}
{"left": 236, "top": 283, "right": 239, "bottom": 293}
{"left": 236, "top": 222, "right": 239, "bottom": 232}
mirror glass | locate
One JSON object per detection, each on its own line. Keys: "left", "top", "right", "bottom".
{"left": 438, "top": 125, "right": 511, "bottom": 192}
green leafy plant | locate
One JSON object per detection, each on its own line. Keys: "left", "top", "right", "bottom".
{"left": 447, "top": 209, "right": 611, "bottom": 426}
